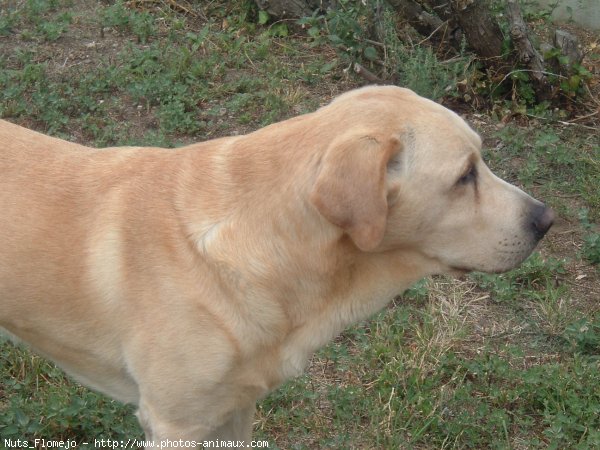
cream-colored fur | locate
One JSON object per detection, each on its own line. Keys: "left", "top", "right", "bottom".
{"left": 0, "top": 86, "right": 553, "bottom": 447}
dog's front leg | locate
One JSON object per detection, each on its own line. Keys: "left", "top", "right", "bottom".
{"left": 204, "top": 404, "right": 256, "bottom": 449}
{"left": 136, "top": 398, "right": 255, "bottom": 449}
{"left": 136, "top": 399, "right": 216, "bottom": 449}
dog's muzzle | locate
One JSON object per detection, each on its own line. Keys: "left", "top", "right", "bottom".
{"left": 529, "top": 203, "right": 555, "bottom": 241}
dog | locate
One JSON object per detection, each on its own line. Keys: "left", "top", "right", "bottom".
{"left": 0, "top": 86, "right": 553, "bottom": 448}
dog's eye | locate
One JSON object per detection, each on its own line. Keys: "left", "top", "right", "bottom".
{"left": 457, "top": 165, "right": 477, "bottom": 185}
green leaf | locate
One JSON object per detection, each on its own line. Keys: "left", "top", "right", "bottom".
{"left": 363, "top": 46, "right": 378, "bottom": 61}
{"left": 569, "top": 75, "right": 581, "bottom": 90}
{"left": 577, "top": 65, "right": 591, "bottom": 77}
{"left": 328, "top": 34, "right": 344, "bottom": 46}
{"left": 258, "top": 10, "right": 269, "bottom": 25}
{"left": 15, "top": 409, "right": 29, "bottom": 427}
{"left": 321, "top": 60, "right": 338, "bottom": 73}
{"left": 307, "top": 26, "right": 320, "bottom": 38}
{"left": 271, "top": 23, "right": 288, "bottom": 37}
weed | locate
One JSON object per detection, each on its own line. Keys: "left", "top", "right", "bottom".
{"left": 98, "top": 0, "right": 157, "bottom": 43}
{"left": 0, "top": 9, "right": 18, "bottom": 36}
{"left": 0, "top": 0, "right": 73, "bottom": 42}
{"left": 579, "top": 209, "right": 600, "bottom": 265}
{"left": 392, "top": 44, "right": 467, "bottom": 101}
{"left": 0, "top": 339, "right": 143, "bottom": 445}
{"left": 542, "top": 46, "right": 594, "bottom": 98}
{"left": 403, "top": 278, "right": 429, "bottom": 301}
{"left": 36, "top": 11, "right": 72, "bottom": 41}
{"left": 98, "top": 0, "right": 132, "bottom": 31}
{"left": 563, "top": 315, "right": 600, "bottom": 355}
{"left": 470, "top": 253, "right": 575, "bottom": 339}
{"left": 491, "top": 125, "right": 599, "bottom": 217}
{"left": 520, "top": 356, "right": 600, "bottom": 448}
{"left": 97, "top": 0, "right": 152, "bottom": 41}
{"left": 471, "top": 253, "right": 566, "bottom": 303}
{"left": 300, "top": 5, "right": 470, "bottom": 101}
{"left": 582, "top": 232, "right": 600, "bottom": 265}
{"left": 298, "top": 0, "right": 374, "bottom": 64}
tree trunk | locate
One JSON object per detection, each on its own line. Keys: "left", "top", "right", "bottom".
{"left": 450, "top": 0, "right": 504, "bottom": 60}
{"left": 424, "top": 0, "right": 453, "bottom": 21}
{"left": 387, "top": 0, "right": 445, "bottom": 38}
{"left": 506, "top": 0, "right": 552, "bottom": 101}
{"left": 388, "top": 0, "right": 505, "bottom": 62}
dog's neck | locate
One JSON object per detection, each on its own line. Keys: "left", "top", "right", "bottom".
{"left": 173, "top": 130, "right": 444, "bottom": 391}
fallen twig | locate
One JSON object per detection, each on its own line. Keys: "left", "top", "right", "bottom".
{"left": 353, "top": 63, "right": 385, "bottom": 84}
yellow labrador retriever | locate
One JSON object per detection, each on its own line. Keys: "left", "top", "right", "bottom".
{"left": 0, "top": 86, "right": 553, "bottom": 447}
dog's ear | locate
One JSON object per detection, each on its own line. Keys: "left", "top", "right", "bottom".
{"left": 311, "top": 132, "right": 402, "bottom": 251}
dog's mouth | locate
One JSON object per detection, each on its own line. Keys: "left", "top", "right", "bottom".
{"left": 449, "top": 260, "right": 526, "bottom": 276}
{"left": 445, "top": 242, "right": 541, "bottom": 276}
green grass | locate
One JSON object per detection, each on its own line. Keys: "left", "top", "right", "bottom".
{"left": 3, "top": 288, "right": 600, "bottom": 448}
{"left": 1, "top": 1, "right": 599, "bottom": 448}
{"left": 0, "top": 337, "right": 142, "bottom": 444}
{"left": 257, "top": 275, "right": 600, "bottom": 449}
{"left": 0, "top": 0, "right": 339, "bottom": 144}
{"left": 487, "top": 125, "right": 600, "bottom": 220}
{"left": 0, "top": 0, "right": 73, "bottom": 42}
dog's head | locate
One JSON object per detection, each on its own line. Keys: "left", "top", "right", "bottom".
{"left": 310, "top": 86, "right": 554, "bottom": 274}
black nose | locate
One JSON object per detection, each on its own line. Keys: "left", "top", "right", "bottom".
{"left": 531, "top": 204, "right": 555, "bottom": 240}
